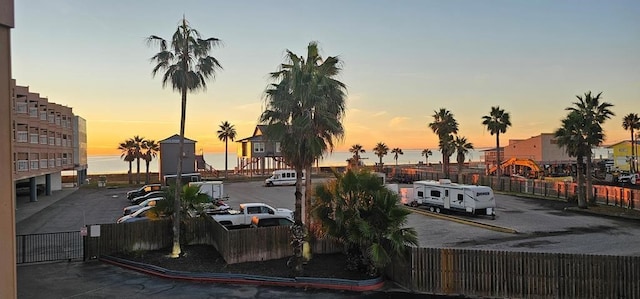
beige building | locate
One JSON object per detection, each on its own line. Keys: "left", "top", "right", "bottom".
{"left": 502, "top": 133, "right": 574, "bottom": 165}
{"left": 1, "top": 0, "right": 16, "bottom": 297}
{"left": 11, "top": 80, "right": 87, "bottom": 200}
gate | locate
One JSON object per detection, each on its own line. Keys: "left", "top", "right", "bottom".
{"left": 16, "top": 231, "right": 83, "bottom": 264}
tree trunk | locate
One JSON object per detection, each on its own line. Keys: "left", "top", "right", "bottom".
{"left": 496, "top": 133, "right": 501, "bottom": 177}
{"left": 145, "top": 161, "right": 150, "bottom": 184}
{"left": 171, "top": 87, "right": 188, "bottom": 258}
{"left": 586, "top": 151, "right": 595, "bottom": 205}
{"left": 128, "top": 161, "right": 133, "bottom": 184}
{"left": 576, "top": 156, "right": 587, "bottom": 209}
{"left": 292, "top": 165, "right": 305, "bottom": 275}
{"left": 136, "top": 157, "right": 141, "bottom": 184}
{"left": 224, "top": 139, "right": 228, "bottom": 178}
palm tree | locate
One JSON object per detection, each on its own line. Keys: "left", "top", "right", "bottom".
{"left": 118, "top": 139, "right": 136, "bottom": 184}
{"left": 555, "top": 111, "right": 592, "bottom": 209}
{"left": 373, "top": 142, "right": 389, "bottom": 172}
{"left": 312, "top": 170, "right": 418, "bottom": 276}
{"left": 481, "top": 106, "right": 511, "bottom": 177}
{"left": 260, "top": 41, "right": 346, "bottom": 273}
{"left": 349, "top": 144, "right": 366, "bottom": 166}
{"left": 429, "top": 108, "right": 458, "bottom": 177}
{"left": 217, "top": 121, "right": 237, "bottom": 178}
{"left": 421, "top": 149, "right": 433, "bottom": 165}
{"left": 567, "top": 91, "right": 614, "bottom": 204}
{"left": 141, "top": 139, "right": 160, "bottom": 184}
{"left": 454, "top": 136, "right": 474, "bottom": 175}
{"left": 147, "top": 17, "right": 223, "bottom": 258}
{"left": 130, "top": 135, "right": 145, "bottom": 184}
{"left": 391, "top": 147, "right": 403, "bottom": 167}
{"left": 622, "top": 113, "right": 640, "bottom": 173}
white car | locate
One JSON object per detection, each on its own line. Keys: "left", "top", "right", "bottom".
{"left": 117, "top": 206, "right": 153, "bottom": 223}
{"left": 123, "top": 197, "right": 163, "bottom": 216}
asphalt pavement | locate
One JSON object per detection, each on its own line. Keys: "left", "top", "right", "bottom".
{"left": 15, "top": 187, "right": 440, "bottom": 299}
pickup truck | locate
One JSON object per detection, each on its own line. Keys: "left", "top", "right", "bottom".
{"left": 211, "top": 203, "right": 293, "bottom": 227}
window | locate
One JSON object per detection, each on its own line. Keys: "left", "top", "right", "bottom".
{"left": 17, "top": 160, "right": 29, "bottom": 171}
{"left": 48, "top": 159, "right": 55, "bottom": 168}
{"left": 275, "top": 142, "right": 281, "bottom": 153}
{"left": 254, "top": 142, "right": 265, "bottom": 153}
{"left": 39, "top": 111, "right": 47, "bottom": 121}
{"left": 457, "top": 194, "right": 463, "bottom": 201}
{"left": 30, "top": 133, "right": 39, "bottom": 144}
{"left": 16, "top": 102, "right": 27, "bottom": 114}
{"left": 430, "top": 190, "right": 441, "bottom": 197}
{"left": 17, "top": 131, "right": 28, "bottom": 143}
{"left": 40, "top": 135, "right": 47, "bottom": 144}
{"left": 29, "top": 107, "right": 38, "bottom": 117}
{"left": 30, "top": 160, "right": 39, "bottom": 170}
{"left": 49, "top": 136, "right": 55, "bottom": 145}
{"left": 417, "top": 191, "right": 424, "bottom": 198}
{"left": 40, "top": 159, "right": 48, "bottom": 169}
{"left": 445, "top": 190, "right": 449, "bottom": 197}
{"left": 247, "top": 206, "right": 262, "bottom": 214}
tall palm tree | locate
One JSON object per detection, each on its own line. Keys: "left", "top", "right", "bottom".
{"left": 373, "top": 142, "right": 389, "bottom": 172}
{"left": 260, "top": 41, "right": 346, "bottom": 273}
{"left": 118, "top": 139, "right": 136, "bottom": 184}
{"left": 622, "top": 113, "right": 640, "bottom": 173}
{"left": 217, "top": 121, "right": 236, "bottom": 178}
{"left": 391, "top": 147, "right": 403, "bottom": 167}
{"left": 454, "top": 136, "right": 474, "bottom": 175}
{"left": 141, "top": 139, "right": 160, "bottom": 184}
{"left": 429, "top": 108, "right": 458, "bottom": 177}
{"left": 147, "top": 17, "right": 223, "bottom": 258}
{"left": 555, "top": 111, "right": 593, "bottom": 209}
{"left": 481, "top": 106, "right": 511, "bottom": 177}
{"left": 312, "top": 170, "right": 418, "bottom": 276}
{"left": 130, "top": 135, "right": 145, "bottom": 184}
{"left": 567, "top": 91, "right": 614, "bottom": 204}
{"left": 349, "top": 144, "right": 366, "bottom": 165}
{"left": 421, "top": 149, "right": 433, "bottom": 165}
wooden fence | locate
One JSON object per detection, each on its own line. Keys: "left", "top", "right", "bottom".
{"left": 387, "top": 247, "right": 640, "bottom": 299}
{"left": 86, "top": 217, "right": 343, "bottom": 264}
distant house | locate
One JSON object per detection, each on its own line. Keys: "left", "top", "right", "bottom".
{"left": 608, "top": 140, "right": 640, "bottom": 172}
{"left": 235, "top": 125, "right": 286, "bottom": 175}
{"left": 158, "top": 134, "right": 197, "bottom": 181}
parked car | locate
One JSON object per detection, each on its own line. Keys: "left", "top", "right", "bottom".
{"left": 117, "top": 206, "right": 154, "bottom": 223}
{"left": 250, "top": 215, "right": 294, "bottom": 228}
{"left": 126, "top": 184, "right": 163, "bottom": 200}
{"left": 123, "top": 197, "right": 163, "bottom": 216}
{"left": 130, "top": 191, "right": 165, "bottom": 205}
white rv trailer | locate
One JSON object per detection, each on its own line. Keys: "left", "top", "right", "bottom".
{"left": 400, "top": 179, "right": 495, "bottom": 218}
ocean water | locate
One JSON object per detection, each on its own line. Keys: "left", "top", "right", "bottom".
{"left": 81, "top": 147, "right": 611, "bottom": 175}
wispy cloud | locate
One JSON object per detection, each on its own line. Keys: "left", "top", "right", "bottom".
{"left": 389, "top": 116, "right": 410, "bottom": 128}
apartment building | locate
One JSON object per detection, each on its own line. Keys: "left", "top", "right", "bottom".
{"left": 11, "top": 79, "right": 87, "bottom": 201}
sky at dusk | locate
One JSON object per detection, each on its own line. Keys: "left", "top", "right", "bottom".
{"left": 11, "top": 0, "right": 640, "bottom": 156}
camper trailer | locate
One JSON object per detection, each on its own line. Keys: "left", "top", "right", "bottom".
{"left": 400, "top": 179, "right": 496, "bottom": 219}
{"left": 264, "top": 169, "right": 305, "bottom": 187}
{"left": 188, "top": 181, "right": 226, "bottom": 200}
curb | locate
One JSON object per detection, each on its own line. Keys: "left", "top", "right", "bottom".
{"left": 100, "top": 255, "right": 385, "bottom": 292}
{"left": 405, "top": 206, "right": 518, "bottom": 234}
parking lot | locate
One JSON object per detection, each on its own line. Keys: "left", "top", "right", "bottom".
{"left": 16, "top": 179, "right": 640, "bottom": 256}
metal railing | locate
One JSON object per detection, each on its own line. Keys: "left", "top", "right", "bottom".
{"left": 16, "top": 231, "right": 83, "bottom": 264}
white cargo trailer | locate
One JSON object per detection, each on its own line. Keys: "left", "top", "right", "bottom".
{"left": 400, "top": 179, "right": 496, "bottom": 219}
{"left": 188, "top": 181, "right": 226, "bottom": 200}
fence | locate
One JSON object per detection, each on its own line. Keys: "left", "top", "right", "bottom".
{"left": 16, "top": 231, "right": 83, "bottom": 264}
{"left": 386, "top": 247, "right": 640, "bottom": 299}
{"left": 86, "top": 217, "right": 343, "bottom": 264}
{"left": 394, "top": 168, "right": 640, "bottom": 211}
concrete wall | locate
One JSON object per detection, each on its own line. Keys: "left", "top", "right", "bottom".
{"left": 0, "top": 0, "right": 16, "bottom": 298}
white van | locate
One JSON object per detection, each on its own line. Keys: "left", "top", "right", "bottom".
{"left": 264, "top": 170, "right": 305, "bottom": 187}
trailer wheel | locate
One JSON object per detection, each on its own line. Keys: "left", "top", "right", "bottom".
{"left": 410, "top": 201, "right": 418, "bottom": 207}
{"left": 429, "top": 206, "right": 435, "bottom": 213}
{"left": 491, "top": 214, "right": 496, "bottom": 220}
{"left": 435, "top": 207, "right": 441, "bottom": 214}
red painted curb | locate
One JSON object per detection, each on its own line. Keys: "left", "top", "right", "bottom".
{"left": 100, "top": 257, "right": 385, "bottom": 292}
